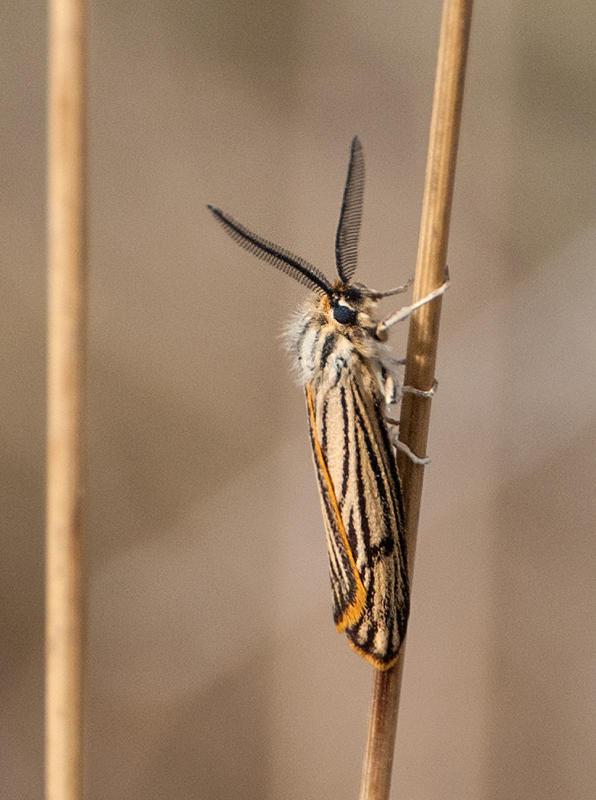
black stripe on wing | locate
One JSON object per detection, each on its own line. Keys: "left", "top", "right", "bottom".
{"left": 208, "top": 205, "right": 333, "bottom": 295}
{"left": 335, "top": 136, "right": 365, "bottom": 283}
{"left": 344, "top": 376, "right": 409, "bottom": 669}
{"left": 305, "top": 385, "right": 366, "bottom": 631}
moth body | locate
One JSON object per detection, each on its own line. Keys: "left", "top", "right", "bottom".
{"left": 207, "top": 137, "right": 446, "bottom": 668}
{"left": 286, "top": 285, "right": 408, "bottom": 667}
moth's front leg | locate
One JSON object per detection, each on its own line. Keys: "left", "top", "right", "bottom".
{"left": 376, "top": 269, "right": 450, "bottom": 337}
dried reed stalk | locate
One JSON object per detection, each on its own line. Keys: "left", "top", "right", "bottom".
{"left": 358, "top": 1, "right": 473, "bottom": 797}
{"left": 46, "top": 0, "right": 88, "bottom": 798}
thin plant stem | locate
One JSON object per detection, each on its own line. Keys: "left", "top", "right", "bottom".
{"left": 46, "top": 0, "right": 88, "bottom": 798}
{"left": 358, "top": 1, "right": 473, "bottom": 798}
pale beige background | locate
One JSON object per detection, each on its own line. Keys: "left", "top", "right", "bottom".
{"left": 2, "top": 1, "right": 596, "bottom": 798}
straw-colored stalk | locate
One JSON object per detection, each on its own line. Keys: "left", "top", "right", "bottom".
{"left": 46, "top": 0, "right": 88, "bottom": 798}
{"left": 358, "top": 1, "right": 473, "bottom": 797}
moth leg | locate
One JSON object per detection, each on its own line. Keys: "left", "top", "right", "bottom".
{"left": 376, "top": 268, "right": 450, "bottom": 337}
{"left": 386, "top": 421, "right": 431, "bottom": 465}
{"left": 401, "top": 379, "right": 438, "bottom": 399}
{"left": 384, "top": 372, "right": 437, "bottom": 409}
{"left": 394, "top": 438, "right": 431, "bottom": 466}
{"left": 367, "top": 276, "right": 414, "bottom": 299}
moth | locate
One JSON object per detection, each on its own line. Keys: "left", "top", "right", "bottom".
{"left": 208, "top": 137, "right": 447, "bottom": 669}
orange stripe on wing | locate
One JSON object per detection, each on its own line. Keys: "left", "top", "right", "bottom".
{"left": 306, "top": 384, "right": 366, "bottom": 631}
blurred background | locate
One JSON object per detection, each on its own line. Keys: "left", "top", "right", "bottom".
{"left": 2, "top": 1, "right": 596, "bottom": 797}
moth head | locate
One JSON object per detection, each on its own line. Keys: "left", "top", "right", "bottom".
{"left": 328, "top": 282, "right": 376, "bottom": 328}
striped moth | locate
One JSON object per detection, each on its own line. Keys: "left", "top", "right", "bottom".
{"left": 208, "top": 137, "right": 447, "bottom": 669}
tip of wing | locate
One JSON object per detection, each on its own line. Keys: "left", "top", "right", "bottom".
{"left": 334, "top": 582, "right": 366, "bottom": 633}
{"left": 346, "top": 637, "right": 402, "bottom": 670}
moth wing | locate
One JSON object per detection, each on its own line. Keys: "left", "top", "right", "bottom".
{"left": 306, "top": 385, "right": 366, "bottom": 632}
{"left": 342, "top": 373, "right": 410, "bottom": 669}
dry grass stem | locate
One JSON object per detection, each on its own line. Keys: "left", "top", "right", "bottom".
{"left": 46, "top": 0, "right": 88, "bottom": 798}
{"left": 358, "top": 1, "right": 473, "bottom": 798}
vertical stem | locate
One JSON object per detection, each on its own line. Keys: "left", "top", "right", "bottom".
{"left": 359, "top": 1, "right": 473, "bottom": 798}
{"left": 46, "top": 0, "right": 87, "bottom": 798}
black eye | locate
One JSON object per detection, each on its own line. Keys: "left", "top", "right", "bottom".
{"left": 333, "top": 305, "right": 358, "bottom": 325}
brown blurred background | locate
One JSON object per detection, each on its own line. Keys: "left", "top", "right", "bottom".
{"left": 2, "top": 1, "right": 596, "bottom": 798}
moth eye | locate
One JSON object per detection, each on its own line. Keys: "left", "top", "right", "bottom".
{"left": 333, "top": 305, "right": 358, "bottom": 325}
